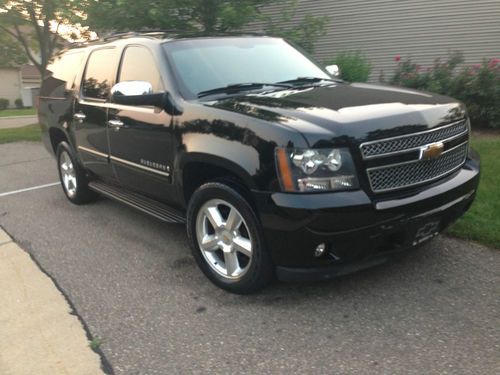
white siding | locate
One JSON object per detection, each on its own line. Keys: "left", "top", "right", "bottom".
{"left": 0, "top": 68, "right": 22, "bottom": 108}
{"left": 252, "top": 0, "right": 500, "bottom": 81}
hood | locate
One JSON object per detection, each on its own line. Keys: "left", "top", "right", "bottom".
{"left": 203, "top": 82, "right": 466, "bottom": 147}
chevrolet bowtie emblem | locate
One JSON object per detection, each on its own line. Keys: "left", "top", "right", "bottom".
{"left": 420, "top": 142, "right": 444, "bottom": 160}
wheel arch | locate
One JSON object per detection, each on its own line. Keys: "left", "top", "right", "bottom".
{"left": 178, "top": 153, "right": 257, "bottom": 207}
{"left": 48, "top": 127, "right": 70, "bottom": 154}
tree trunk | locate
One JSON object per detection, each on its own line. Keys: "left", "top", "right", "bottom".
{"left": 200, "top": 0, "right": 219, "bottom": 33}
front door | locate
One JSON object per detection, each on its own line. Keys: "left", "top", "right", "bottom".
{"left": 107, "top": 45, "right": 174, "bottom": 203}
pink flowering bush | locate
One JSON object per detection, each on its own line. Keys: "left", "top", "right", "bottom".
{"left": 388, "top": 51, "right": 500, "bottom": 128}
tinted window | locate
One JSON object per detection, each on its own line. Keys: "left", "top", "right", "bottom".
{"left": 119, "top": 46, "right": 162, "bottom": 92}
{"left": 82, "top": 48, "right": 116, "bottom": 99}
{"left": 42, "top": 51, "right": 84, "bottom": 97}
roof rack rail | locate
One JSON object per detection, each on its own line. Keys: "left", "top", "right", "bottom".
{"left": 102, "top": 28, "right": 268, "bottom": 39}
{"left": 101, "top": 29, "right": 182, "bottom": 41}
{"left": 66, "top": 29, "right": 269, "bottom": 49}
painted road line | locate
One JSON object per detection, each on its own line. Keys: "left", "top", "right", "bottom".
{"left": 0, "top": 182, "right": 59, "bottom": 197}
{"left": 0, "top": 227, "right": 105, "bottom": 374}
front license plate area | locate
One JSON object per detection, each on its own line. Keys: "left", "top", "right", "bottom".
{"left": 412, "top": 219, "right": 441, "bottom": 246}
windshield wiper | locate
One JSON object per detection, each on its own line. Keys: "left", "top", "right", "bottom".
{"left": 278, "top": 77, "right": 341, "bottom": 86}
{"left": 197, "top": 82, "right": 292, "bottom": 98}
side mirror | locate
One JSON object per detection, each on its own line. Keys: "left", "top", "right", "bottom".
{"left": 111, "top": 80, "right": 165, "bottom": 107}
{"left": 111, "top": 80, "right": 153, "bottom": 96}
{"left": 110, "top": 81, "right": 183, "bottom": 115}
{"left": 325, "top": 64, "right": 340, "bottom": 77}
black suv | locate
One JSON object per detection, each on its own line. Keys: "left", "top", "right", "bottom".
{"left": 39, "top": 33, "right": 480, "bottom": 293}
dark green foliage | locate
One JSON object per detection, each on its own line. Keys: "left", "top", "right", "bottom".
{"left": 0, "top": 98, "right": 9, "bottom": 110}
{"left": 0, "top": 0, "right": 87, "bottom": 78}
{"left": 325, "top": 51, "right": 371, "bottom": 82}
{"left": 263, "top": 1, "right": 328, "bottom": 54}
{"left": 14, "top": 98, "right": 23, "bottom": 109}
{"left": 389, "top": 52, "right": 500, "bottom": 129}
{"left": 85, "top": 0, "right": 328, "bottom": 54}
{"left": 85, "top": 0, "right": 277, "bottom": 34}
{"left": 0, "top": 33, "right": 27, "bottom": 67}
{"left": 89, "top": 337, "right": 103, "bottom": 350}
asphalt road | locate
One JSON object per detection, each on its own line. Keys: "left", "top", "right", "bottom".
{"left": 1, "top": 142, "right": 499, "bottom": 375}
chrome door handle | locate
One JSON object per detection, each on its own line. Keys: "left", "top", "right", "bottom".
{"left": 73, "top": 113, "right": 86, "bottom": 122}
{"left": 108, "top": 119, "right": 124, "bottom": 130}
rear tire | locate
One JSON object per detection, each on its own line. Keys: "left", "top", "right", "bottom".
{"left": 56, "top": 142, "right": 97, "bottom": 205}
{"left": 187, "top": 182, "right": 274, "bottom": 294}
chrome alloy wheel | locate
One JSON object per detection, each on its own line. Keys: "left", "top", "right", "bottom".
{"left": 196, "top": 199, "right": 253, "bottom": 280}
{"left": 59, "top": 150, "right": 77, "bottom": 198}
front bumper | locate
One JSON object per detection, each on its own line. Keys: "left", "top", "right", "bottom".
{"left": 254, "top": 154, "right": 480, "bottom": 281}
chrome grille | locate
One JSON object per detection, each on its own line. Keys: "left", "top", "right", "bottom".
{"left": 360, "top": 120, "right": 468, "bottom": 159}
{"left": 367, "top": 142, "right": 468, "bottom": 193}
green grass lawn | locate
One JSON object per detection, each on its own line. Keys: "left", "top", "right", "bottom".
{"left": 447, "top": 135, "right": 500, "bottom": 249}
{"left": 0, "top": 108, "right": 37, "bottom": 117}
{"left": 0, "top": 124, "right": 41, "bottom": 144}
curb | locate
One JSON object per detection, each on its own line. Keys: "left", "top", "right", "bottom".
{"left": 0, "top": 226, "right": 110, "bottom": 375}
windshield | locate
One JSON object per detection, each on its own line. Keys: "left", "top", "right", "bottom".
{"left": 163, "top": 37, "right": 330, "bottom": 99}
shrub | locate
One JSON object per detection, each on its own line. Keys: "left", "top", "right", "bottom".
{"left": 0, "top": 98, "right": 9, "bottom": 110}
{"left": 14, "top": 98, "right": 23, "bottom": 109}
{"left": 457, "top": 59, "right": 500, "bottom": 128}
{"left": 326, "top": 51, "right": 372, "bottom": 82}
{"left": 389, "top": 52, "right": 500, "bottom": 129}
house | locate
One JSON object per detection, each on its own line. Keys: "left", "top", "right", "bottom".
{"left": 20, "top": 64, "right": 41, "bottom": 107}
{"left": 0, "top": 66, "right": 22, "bottom": 107}
{"left": 0, "top": 64, "right": 41, "bottom": 108}
{"left": 254, "top": 0, "right": 500, "bottom": 81}
{"left": 0, "top": 23, "right": 50, "bottom": 108}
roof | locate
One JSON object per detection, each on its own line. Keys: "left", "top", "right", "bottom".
{"left": 21, "top": 65, "right": 41, "bottom": 80}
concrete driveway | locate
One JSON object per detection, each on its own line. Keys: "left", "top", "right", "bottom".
{"left": 0, "top": 115, "right": 38, "bottom": 129}
{"left": 0, "top": 142, "right": 499, "bottom": 375}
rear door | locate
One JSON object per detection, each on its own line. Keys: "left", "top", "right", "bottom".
{"left": 107, "top": 45, "right": 174, "bottom": 203}
{"left": 39, "top": 50, "right": 85, "bottom": 155}
{"left": 73, "top": 47, "right": 118, "bottom": 181}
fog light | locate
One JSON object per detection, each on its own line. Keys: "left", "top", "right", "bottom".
{"left": 314, "top": 243, "right": 326, "bottom": 257}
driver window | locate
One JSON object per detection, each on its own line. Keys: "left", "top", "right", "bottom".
{"left": 118, "top": 46, "right": 163, "bottom": 92}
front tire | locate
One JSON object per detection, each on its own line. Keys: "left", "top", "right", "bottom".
{"left": 187, "top": 182, "right": 274, "bottom": 294}
{"left": 56, "top": 142, "right": 97, "bottom": 205}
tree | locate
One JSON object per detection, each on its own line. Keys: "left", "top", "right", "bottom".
{"left": 84, "top": 0, "right": 178, "bottom": 33}
{"left": 0, "top": 30, "right": 27, "bottom": 67}
{"left": 0, "top": 0, "right": 327, "bottom": 70}
{"left": 85, "top": 0, "right": 278, "bottom": 34}
{"left": 84, "top": 0, "right": 328, "bottom": 53}
{"left": 262, "top": 0, "right": 328, "bottom": 54}
{"left": 175, "top": 0, "right": 280, "bottom": 33}
{"left": 0, "top": 0, "right": 87, "bottom": 77}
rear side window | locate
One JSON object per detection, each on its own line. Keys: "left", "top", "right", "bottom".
{"left": 82, "top": 48, "right": 117, "bottom": 99}
{"left": 42, "top": 51, "right": 84, "bottom": 97}
{"left": 118, "top": 46, "right": 162, "bottom": 92}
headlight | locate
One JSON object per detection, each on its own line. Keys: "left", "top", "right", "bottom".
{"left": 275, "top": 147, "right": 359, "bottom": 192}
